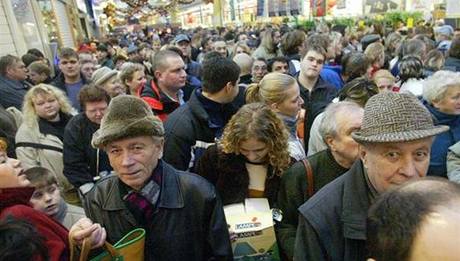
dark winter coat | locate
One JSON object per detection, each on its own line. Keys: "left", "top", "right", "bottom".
{"left": 163, "top": 88, "right": 238, "bottom": 171}
{"left": 297, "top": 74, "right": 337, "bottom": 152}
{"left": 277, "top": 149, "right": 349, "bottom": 258}
{"left": 0, "top": 75, "right": 31, "bottom": 110}
{"left": 195, "top": 144, "right": 280, "bottom": 206}
{"left": 63, "top": 113, "right": 112, "bottom": 188}
{"left": 83, "top": 160, "right": 232, "bottom": 261}
{"left": 294, "top": 160, "right": 369, "bottom": 261}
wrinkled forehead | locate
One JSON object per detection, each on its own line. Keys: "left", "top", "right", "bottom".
{"left": 363, "top": 137, "right": 434, "bottom": 152}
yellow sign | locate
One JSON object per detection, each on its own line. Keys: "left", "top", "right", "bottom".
{"left": 407, "top": 17, "right": 414, "bottom": 28}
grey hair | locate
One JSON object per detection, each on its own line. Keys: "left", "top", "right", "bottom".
{"left": 423, "top": 71, "right": 460, "bottom": 103}
{"left": 319, "top": 101, "right": 363, "bottom": 141}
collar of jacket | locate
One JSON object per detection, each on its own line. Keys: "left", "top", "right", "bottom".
{"left": 101, "top": 160, "right": 185, "bottom": 212}
{"left": 341, "top": 160, "right": 369, "bottom": 241}
{"left": 296, "top": 74, "right": 329, "bottom": 96}
{"left": 0, "top": 187, "right": 35, "bottom": 209}
{"left": 424, "top": 100, "right": 460, "bottom": 126}
{"left": 0, "top": 75, "right": 30, "bottom": 90}
{"left": 52, "top": 72, "right": 88, "bottom": 92}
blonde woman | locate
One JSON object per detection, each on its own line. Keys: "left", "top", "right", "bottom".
{"left": 195, "top": 103, "right": 291, "bottom": 207}
{"left": 118, "top": 62, "right": 146, "bottom": 96}
{"left": 252, "top": 28, "right": 282, "bottom": 60}
{"left": 15, "top": 84, "right": 78, "bottom": 204}
{"left": 246, "top": 72, "right": 306, "bottom": 160}
{"left": 231, "top": 42, "right": 251, "bottom": 58}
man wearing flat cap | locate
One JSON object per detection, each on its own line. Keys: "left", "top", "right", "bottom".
{"left": 294, "top": 92, "right": 449, "bottom": 261}
{"left": 83, "top": 95, "right": 232, "bottom": 260}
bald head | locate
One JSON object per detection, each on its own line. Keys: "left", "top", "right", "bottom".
{"left": 233, "top": 53, "right": 253, "bottom": 76}
{"left": 368, "top": 178, "right": 460, "bottom": 261}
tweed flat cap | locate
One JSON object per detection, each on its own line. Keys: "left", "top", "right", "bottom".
{"left": 352, "top": 92, "right": 449, "bottom": 143}
{"left": 91, "top": 67, "right": 118, "bottom": 86}
{"left": 92, "top": 95, "right": 164, "bottom": 148}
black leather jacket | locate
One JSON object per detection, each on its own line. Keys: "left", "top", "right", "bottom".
{"left": 83, "top": 160, "right": 232, "bottom": 261}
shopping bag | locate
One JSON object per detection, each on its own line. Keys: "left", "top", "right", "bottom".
{"left": 70, "top": 228, "right": 146, "bottom": 261}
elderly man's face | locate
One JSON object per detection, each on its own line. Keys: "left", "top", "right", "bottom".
{"left": 252, "top": 60, "right": 268, "bottom": 83}
{"left": 327, "top": 109, "right": 364, "bottom": 168}
{"left": 359, "top": 137, "right": 433, "bottom": 193}
{"left": 214, "top": 41, "right": 228, "bottom": 57}
{"left": 106, "top": 136, "right": 163, "bottom": 191}
{"left": 7, "top": 60, "right": 28, "bottom": 81}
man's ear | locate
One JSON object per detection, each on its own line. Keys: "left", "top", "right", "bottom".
{"left": 154, "top": 70, "right": 162, "bottom": 81}
{"left": 224, "top": 81, "right": 234, "bottom": 93}
{"left": 359, "top": 144, "right": 368, "bottom": 167}
{"left": 324, "top": 135, "right": 334, "bottom": 150}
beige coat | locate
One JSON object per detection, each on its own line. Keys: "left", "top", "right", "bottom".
{"left": 15, "top": 123, "right": 77, "bottom": 203}
{"left": 62, "top": 203, "right": 86, "bottom": 229}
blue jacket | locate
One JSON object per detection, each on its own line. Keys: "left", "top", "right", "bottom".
{"left": 0, "top": 76, "right": 31, "bottom": 109}
{"left": 320, "top": 66, "right": 343, "bottom": 90}
{"left": 424, "top": 101, "right": 460, "bottom": 177}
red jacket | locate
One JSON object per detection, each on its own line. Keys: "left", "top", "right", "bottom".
{"left": 139, "top": 80, "right": 180, "bottom": 122}
{"left": 0, "top": 187, "right": 69, "bottom": 261}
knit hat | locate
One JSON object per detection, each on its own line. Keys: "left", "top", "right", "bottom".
{"left": 92, "top": 95, "right": 164, "bottom": 148}
{"left": 91, "top": 67, "right": 118, "bottom": 86}
{"left": 352, "top": 92, "right": 449, "bottom": 143}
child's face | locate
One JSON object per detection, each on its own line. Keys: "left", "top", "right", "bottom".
{"left": 30, "top": 184, "right": 61, "bottom": 217}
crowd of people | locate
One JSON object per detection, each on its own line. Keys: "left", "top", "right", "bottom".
{"left": 1, "top": 19, "right": 460, "bottom": 260}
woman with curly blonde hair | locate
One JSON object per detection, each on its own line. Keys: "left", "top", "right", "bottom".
{"left": 195, "top": 103, "right": 290, "bottom": 207}
{"left": 246, "top": 72, "right": 306, "bottom": 161}
{"left": 15, "top": 84, "right": 77, "bottom": 204}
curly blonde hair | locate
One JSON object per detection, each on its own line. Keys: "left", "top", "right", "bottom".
{"left": 220, "top": 103, "right": 291, "bottom": 175}
{"left": 22, "top": 84, "right": 74, "bottom": 127}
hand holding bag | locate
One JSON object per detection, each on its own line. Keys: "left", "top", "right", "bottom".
{"left": 69, "top": 228, "right": 146, "bottom": 261}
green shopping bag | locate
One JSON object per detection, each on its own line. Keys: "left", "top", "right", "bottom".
{"left": 70, "top": 228, "right": 146, "bottom": 261}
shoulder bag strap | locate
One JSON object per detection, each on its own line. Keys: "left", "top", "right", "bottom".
{"left": 15, "top": 142, "right": 63, "bottom": 153}
{"left": 301, "top": 159, "right": 314, "bottom": 197}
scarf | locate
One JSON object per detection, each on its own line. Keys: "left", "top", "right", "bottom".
{"left": 38, "top": 112, "right": 71, "bottom": 142}
{"left": 279, "top": 114, "right": 298, "bottom": 139}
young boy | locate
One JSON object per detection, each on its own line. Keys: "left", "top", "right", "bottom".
{"left": 24, "top": 167, "right": 86, "bottom": 229}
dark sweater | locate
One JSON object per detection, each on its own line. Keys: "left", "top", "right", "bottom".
{"left": 277, "top": 149, "right": 348, "bottom": 259}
